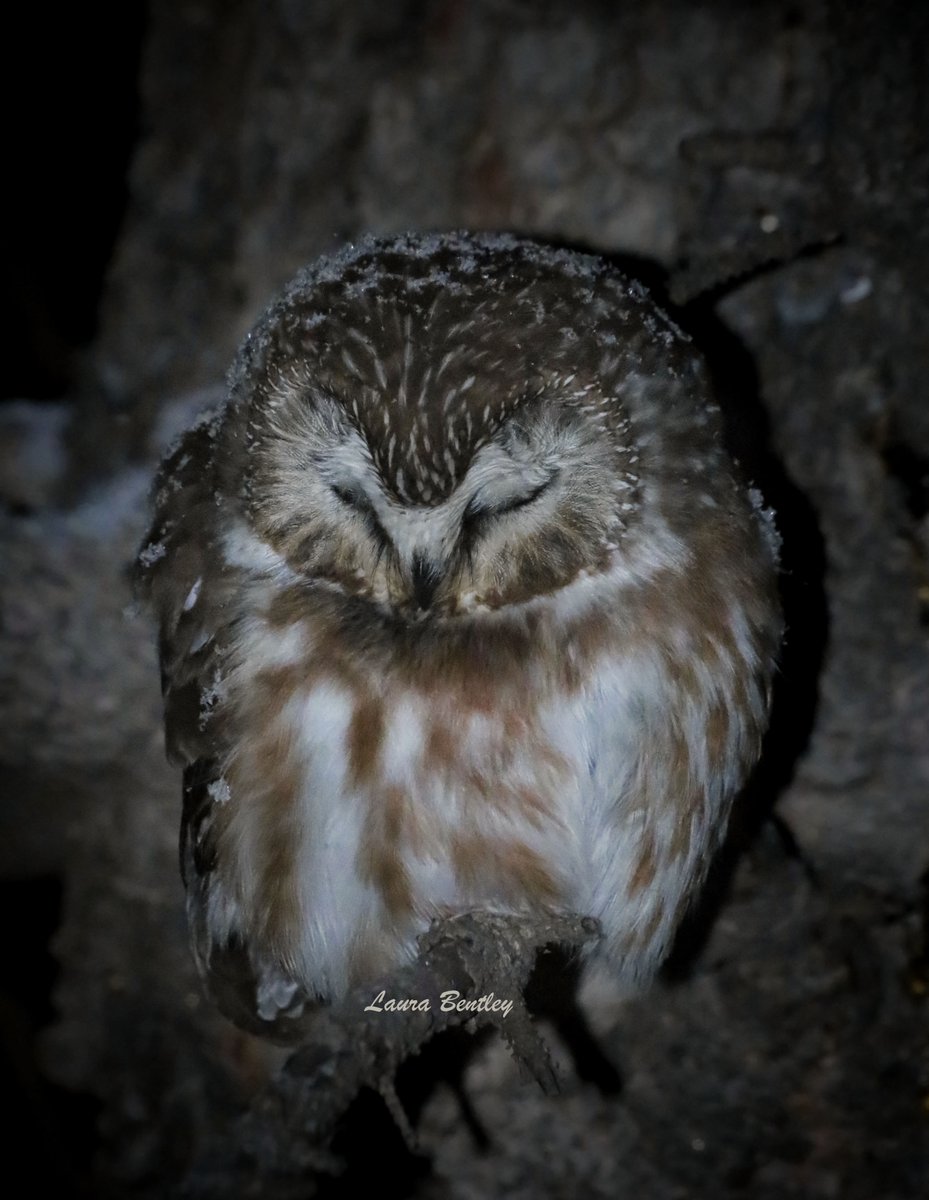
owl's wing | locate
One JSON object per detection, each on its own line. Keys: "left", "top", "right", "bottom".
{"left": 136, "top": 414, "right": 231, "bottom": 901}
{"left": 136, "top": 415, "right": 229, "bottom": 764}
{"left": 138, "top": 416, "right": 308, "bottom": 1037}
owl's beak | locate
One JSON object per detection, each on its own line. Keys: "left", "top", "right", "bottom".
{"left": 410, "top": 552, "right": 441, "bottom": 611}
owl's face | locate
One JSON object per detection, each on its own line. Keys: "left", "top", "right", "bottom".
{"left": 232, "top": 242, "right": 654, "bottom": 618}
{"left": 245, "top": 376, "right": 634, "bottom": 615}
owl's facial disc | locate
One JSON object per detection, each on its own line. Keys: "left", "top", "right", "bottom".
{"left": 280, "top": 407, "right": 547, "bottom": 610}
{"left": 250, "top": 374, "right": 634, "bottom": 615}
{"left": 314, "top": 441, "right": 562, "bottom": 615}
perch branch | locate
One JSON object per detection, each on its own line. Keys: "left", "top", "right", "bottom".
{"left": 183, "top": 910, "right": 600, "bottom": 1194}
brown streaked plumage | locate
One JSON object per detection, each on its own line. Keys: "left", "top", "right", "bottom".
{"left": 138, "top": 232, "right": 782, "bottom": 1035}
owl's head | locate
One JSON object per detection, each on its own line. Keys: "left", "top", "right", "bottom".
{"left": 222, "top": 234, "right": 715, "bottom": 618}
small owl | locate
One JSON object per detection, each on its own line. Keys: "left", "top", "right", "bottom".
{"left": 138, "top": 232, "right": 782, "bottom": 1034}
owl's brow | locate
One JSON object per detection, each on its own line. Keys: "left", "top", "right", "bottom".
{"left": 492, "top": 382, "right": 553, "bottom": 438}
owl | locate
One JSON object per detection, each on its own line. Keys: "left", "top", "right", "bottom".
{"left": 138, "top": 232, "right": 782, "bottom": 1036}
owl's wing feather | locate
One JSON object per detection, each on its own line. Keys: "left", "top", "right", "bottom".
{"left": 137, "top": 415, "right": 232, "bottom": 764}
{"left": 180, "top": 757, "right": 309, "bottom": 1041}
{"left": 137, "top": 417, "right": 231, "bottom": 880}
{"left": 139, "top": 416, "right": 314, "bottom": 1037}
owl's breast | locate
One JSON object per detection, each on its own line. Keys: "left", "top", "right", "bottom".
{"left": 351, "top": 675, "right": 590, "bottom": 916}
{"left": 215, "top": 594, "right": 612, "bottom": 994}
{"left": 212, "top": 538, "right": 774, "bottom": 1003}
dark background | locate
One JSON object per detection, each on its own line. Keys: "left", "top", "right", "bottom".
{"left": 1, "top": 1, "right": 927, "bottom": 1196}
